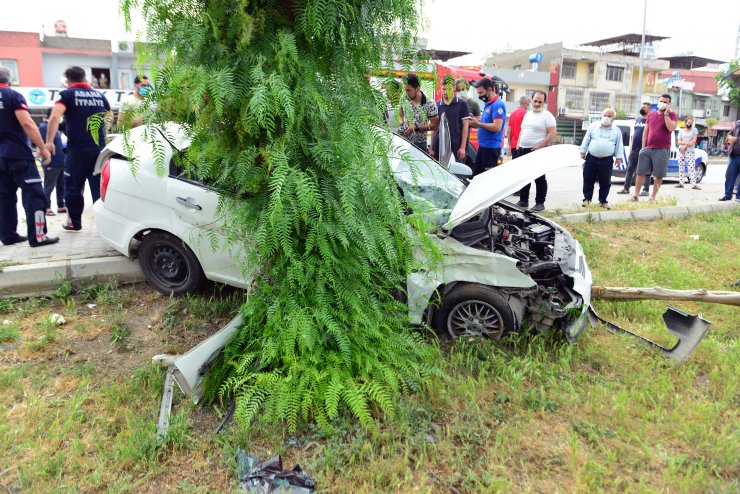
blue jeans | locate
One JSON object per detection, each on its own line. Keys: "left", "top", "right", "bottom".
{"left": 724, "top": 154, "right": 740, "bottom": 199}
{"left": 0, "top": 157, "right": 47, "bottom": 245}
{"left": 64, "top": 147, "right": 101, "bottom": 228}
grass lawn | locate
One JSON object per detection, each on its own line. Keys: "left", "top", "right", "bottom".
{"left": 1, "top": 211, "right": 738, "bottom": 493}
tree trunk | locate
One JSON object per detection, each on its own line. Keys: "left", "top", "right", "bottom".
{"left": 591, "top": 286, "right": 740, "bottom": 307}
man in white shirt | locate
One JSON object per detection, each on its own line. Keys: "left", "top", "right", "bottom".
{"left": 117, "top": 75, "right": 150, "bottom": 129}
{"left": 579, "top": 108, "right": 623, "bottom": 209}
{"left": 516, "top": 90, "right": 557, "bottom": 212}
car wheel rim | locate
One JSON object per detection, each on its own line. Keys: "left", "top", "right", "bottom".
{"left": 150, "top": 245, "right": 188, "bottom": 288}
{"left": 447, "top": 300, "right": 504, "bottom": 339}
{"left": 696, "top": 167, "right": 703, "bottom": 181}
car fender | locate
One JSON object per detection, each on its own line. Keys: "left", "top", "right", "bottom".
{"left": 407, "top": 235, "right": 536, "bottom": 325}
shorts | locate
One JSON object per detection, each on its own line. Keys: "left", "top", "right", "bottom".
{"left": 637, "top": 148, "right": 670, "bottom": 178}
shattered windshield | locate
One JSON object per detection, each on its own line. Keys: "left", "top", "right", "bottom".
{"left": 388, "top": 135, "right": 465, "bottom": 227}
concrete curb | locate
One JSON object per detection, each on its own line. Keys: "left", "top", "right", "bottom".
{"left": 553, "top": 201, "right": 739, "bottom": 224}
{"left": 0, "top": 256, "right": 145, "bottom": 298}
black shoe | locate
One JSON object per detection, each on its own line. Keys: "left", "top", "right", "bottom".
{"left": 616, "top": 189, "right": 629, "bottom": 194}
{"left": 530, "top": 203, "right": 545, "bottom": 212}
{"left": 516, "top": 200, "right": 528, "bottom": 207}
{"left": 30, "top": 236, "right": 59, "bottom": 248}
{"left": 2, "top": 235, "right": 28, "bottom": 246}
{"left": 62, "top": 224, "right": 82, "bottom": 231}
{"left": 718, "top": 196, "right": 731, "bottom": 201}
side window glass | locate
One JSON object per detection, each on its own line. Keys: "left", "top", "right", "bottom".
{"left": 168, "top": 150, "right": 206, "bottom": 186}
{"left": 618, "top": 126, "right": 630, "bottom": 148}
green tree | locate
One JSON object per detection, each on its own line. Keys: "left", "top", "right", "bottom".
{"left": 121, "top": 0, "right": 441, "bottom": 431}
{"left": 717, "top": 59, "right": 740, "bottom": 111}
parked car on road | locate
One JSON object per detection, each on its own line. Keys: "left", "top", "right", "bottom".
{"left": 611, "top": 119, "right": 709, "bottom": 183}
{"left": 94, "top": 125, "right": 592, "bottom": 341}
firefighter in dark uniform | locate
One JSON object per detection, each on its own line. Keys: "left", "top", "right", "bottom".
{"left": 0, "top": 65, "right": 59, "bottom": 247}
{"left": 46, "top": 66, "right": 111, "bottom": 231}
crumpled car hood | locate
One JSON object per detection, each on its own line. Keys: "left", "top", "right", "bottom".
{"left": 444, "top": 145, "right": 584, "bottom": 230}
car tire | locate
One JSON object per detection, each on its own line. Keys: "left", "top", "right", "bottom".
{"left": 139, "top": 231, "right": 206, "bottom": 295}
{"left": 694, "top": 164, "right": 705, "bottom": 183}
{"left": 434, "top": 283, "right": 518, "bottom": 340}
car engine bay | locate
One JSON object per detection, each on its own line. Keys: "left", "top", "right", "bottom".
{"left": 449, "top": 202, "right": 586, "bottom": 334}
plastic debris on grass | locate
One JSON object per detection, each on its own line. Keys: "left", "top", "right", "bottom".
{"left": 237, "top": 449, "right": 316, "bottom": 493}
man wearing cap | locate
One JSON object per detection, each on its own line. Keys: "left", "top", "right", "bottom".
{"left": 0, "top": 65, "right": 59, "bottom": 247}
{"left": 432, "top": 75, "right": 470, "bottom": 163}
{"left": 469, "top": 78, "right": 506, "bottom": 176}
{"left": 46, "top": 66, "right": 112, "bottom": 231}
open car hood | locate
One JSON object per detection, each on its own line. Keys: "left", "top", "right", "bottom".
{"left": 444, "top": 145, "right": 584, "bottom": 231}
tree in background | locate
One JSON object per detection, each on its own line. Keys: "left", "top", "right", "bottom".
{"left": 121, "top": 0, "right": 442, "bottom": 431}
{"left": 717, "top": 59, "right": 740, "bottom": 118}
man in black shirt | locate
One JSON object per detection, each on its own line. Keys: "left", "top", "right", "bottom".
{"left": 432, "top": 75, "right": 470, "bottom": 163}
{"left": 618, "top": 102, "right": 651, "bottom": 196}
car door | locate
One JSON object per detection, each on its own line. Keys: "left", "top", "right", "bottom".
{"left": 165, "top": 156, "right": 248, "bottom": 287}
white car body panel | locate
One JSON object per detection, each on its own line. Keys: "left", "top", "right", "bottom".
{"left": 96, "top": 125, "right": 592, "bottom": 336}
{"left": 445, "top": 145, "right": 584, "bottom": 230}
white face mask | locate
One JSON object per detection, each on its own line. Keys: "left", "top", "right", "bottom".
{"left": 657, "top": 101, "right": 668, "bottom": 110}
{"left": 457, "top": 91, "right": 467, "bottom": 99}
{"left": 601, "top": 116, "right": 613, "bottom": 126}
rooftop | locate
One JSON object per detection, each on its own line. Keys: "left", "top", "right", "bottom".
{"left": 661, "top": 55, "right": 725, "bottom": 70}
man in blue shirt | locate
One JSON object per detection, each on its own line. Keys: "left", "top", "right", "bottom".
{"left": 618, "top": 102, "right": 651, "bottom": 196}
{"left": 469, "top": 78, "right": 506, "bottom": 176}
{"left": 580, "top": 108, "right": 624, "bottom": 209}
{"left": 46, "top": 66, "right": 111, "bottom": 231}
{"left": 0, "top": 65, "right": 59, "bottom": 247}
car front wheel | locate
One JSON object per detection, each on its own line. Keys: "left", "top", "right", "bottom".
{"left": 434, "top": 283, "right": 517, "bottom": 340}
{"left": 694, "top": 164, "right": 705, "bottom": 183}
{"left": 139, "top": 231, "right": 206, "bottom": 295}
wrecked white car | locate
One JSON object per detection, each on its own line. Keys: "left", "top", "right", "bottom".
{"left": 94, "top": 126, "right": 592, "bottom": 342}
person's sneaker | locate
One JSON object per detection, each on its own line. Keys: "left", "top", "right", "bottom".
{"left": 1, "top": 235, "right": 27, "bottom": 246}
{"left": 718, "top": 196, "right": 731, "bottom": 201}
{"left": 57, "top": 207, "right": 67, "bottom": 213}
{"left": 62, "top": 224, "right": 82, "bottom": 231}
{"left": 600, "top": 202, "right": 612, "bottom": 210}
{"left": 617, "top": 189, "right": 629, "bottom": 194}
{"left": 30, "top": 236, "right": 60, "bottom": 248}
{"left": 516, "top": 200, "right": 528, "bottom": 208}
{"left": 582, "top": 199, "right": 591, "bottom": 207}
{"left": 639, "top": 190, "right": 649, "bottom": 197}
{"left": 530, "top": 203, "right": 545, "bottom": 212}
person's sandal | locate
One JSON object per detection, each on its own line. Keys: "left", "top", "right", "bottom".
{"left": 57, "top": 207, "right": 67, "bottom": 213}
{"left": 692, "top": 185, "right": 701, "bottom": 190}
{"left": 630, "top": 196, "right": 639, "bottom": 202}
{"left": 675, "top": 184, "right": 684, "bottom": 188}
{"left": 617, "top": 189, "right": 629, "bottom": 194}
{"left": 46, "top": 208, "right": 55, "bottom": 216}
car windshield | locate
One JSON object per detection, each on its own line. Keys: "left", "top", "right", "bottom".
{"left": 388, "top": 134, "right": 465, "bottom": 227}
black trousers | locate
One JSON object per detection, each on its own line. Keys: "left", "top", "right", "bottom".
{"left": 517, "top": 147, "right": 548, "bottom": 204}
{"left": 0, "top": 157, "right": 47, "bottom": 245}
{"left": 44, "top": 165, "right": 65, "bottom": 209}
{"left": 473, "top": 147, "right": 501, "bottom": 176}
{"left": 64, "top": 147, "right": 101, "bottom": 229}
{"left": 625, "top": 149, "right": 649, "bottom": 193}
{"left": 583, "top": 154, "right": 614, "bottom": 204}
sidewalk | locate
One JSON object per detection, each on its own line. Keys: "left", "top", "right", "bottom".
{"left": 2, "top": 163, "right": 738, "bottom": 298}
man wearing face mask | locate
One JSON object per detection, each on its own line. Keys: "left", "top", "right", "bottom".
{"left": 579, "top": 108, "right": 623, "bottom": 209}
{"left": 469, "top": 78, "right": 506, "bottom": 176}
{"left": 617, "top": 101, "right": 651, "bottom": 196}
{"left": 432, "top": 75, "right": 470, "bottom": 163}
{"left": 633, "top": 94, "right": 677, "bottom": 202}
{"left": 117, "top": 75, "right": 150, "bottom": 129}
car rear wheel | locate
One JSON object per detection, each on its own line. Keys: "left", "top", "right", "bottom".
{"left": 434, "top": 283, "right": 517, "bottom": 340}
{"left": 139, "top": 231, "right": 206, "bottom": 295}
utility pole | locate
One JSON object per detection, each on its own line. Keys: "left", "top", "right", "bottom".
{"left": 636, "top": 0, "right": 647, "bottom": 116}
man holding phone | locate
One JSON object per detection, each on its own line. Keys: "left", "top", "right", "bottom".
{"left": 469, "top": 78, "right": 506, "bottom": 176}
{"left": 633, "top": 93, "right": 677, "bottom": 202}
{"left": 432, "top": 75, "right": 470, "bottom": 162}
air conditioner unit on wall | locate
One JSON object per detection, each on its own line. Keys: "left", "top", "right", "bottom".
{"left": 112, "top": 40, "right": 134, "bottom": 54}
{"left": 558, "top": 106, "right": 569, "bottom": 115}
{"left": 705, "top": 109, "right": 712, "bottom": 117}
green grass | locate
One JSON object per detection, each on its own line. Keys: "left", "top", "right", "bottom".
{"left": 0, "top": 212, "right": 738, "bottom": 492}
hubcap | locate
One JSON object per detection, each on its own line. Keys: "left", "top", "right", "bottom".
{"left": 447, "top": 300, "right": 504, "bottom": 339}
{"left": 150, "top": 245, "right": 188, "bottom": 287}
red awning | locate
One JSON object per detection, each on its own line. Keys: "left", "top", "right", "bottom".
{"left": 712, "top": 121, "right": 736, "bottom": 131}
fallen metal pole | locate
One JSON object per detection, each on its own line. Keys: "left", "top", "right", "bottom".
{"left": 592, "top": 286, "right": 740, "bottom": 306}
